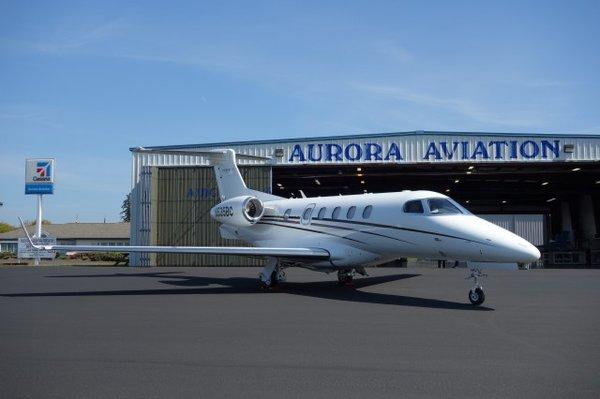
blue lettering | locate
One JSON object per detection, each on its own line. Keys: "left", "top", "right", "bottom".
{"left": 461, "top": 141, "right": 469, "bottom": 160}
{"left": 423, "top": 142, "right": 442, "bottom": 160}
{"left": 186, "top": 188, "right": 215, "bottom": 199}
{"left": 541, "top": 140, "right": 560, "bottom": 158}
{"left": 364, "top": 143, "right": 383, "bottom": 161}
{"left": 471, "top": 141, "right": 489, "bottom": 159}
{"left": 488, "top": 141, "right": 508, "bottom": 159}
{"left": 520, "top": 140, "right": 539, "bottom": 158}
{"left": 509, "top": 141, "right": 518, "bottom": 159}
{"left": 289, "top": 144, "right": 306, "bottom": 162}
{"left": 440, "top": 142, "right": 460, "bottom": 159}
{"left": 345, "top": 143, "right": 362, "bottom": 161}
{"left": 384, "top": 142, "right": 403, "bottom": 161}
{"left": 201, "top": 188, "right": 215, "bottom": 198}
{"left": 307, "top": 144, "right": 323, "bottom": 161}
{"left": 325, "top": 144, "right": 343, "bottom": 161}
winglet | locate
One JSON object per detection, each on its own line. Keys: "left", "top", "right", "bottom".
{"left": 18, "top": 217, "right": 38, "bottom": 248}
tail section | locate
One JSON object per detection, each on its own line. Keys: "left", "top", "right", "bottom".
{"left": 210, "top": 149, "right": 281, "bottom": 201}
{"left": 212, "top": 149, "right": 248, "bottom": 200}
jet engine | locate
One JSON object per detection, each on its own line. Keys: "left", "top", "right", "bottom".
{"left": 210, "top": 195, "right": 265, "bottom": 227}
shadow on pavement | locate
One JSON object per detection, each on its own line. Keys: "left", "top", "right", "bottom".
{"left": 2, "top": 272, "right": 494, "bottom": 311}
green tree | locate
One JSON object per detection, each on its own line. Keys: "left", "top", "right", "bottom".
{"left": 0, "top": 222, "right": 15, "bottom": 233}
{"left": 121, "top": 193, "right": 131, "bottom": 222}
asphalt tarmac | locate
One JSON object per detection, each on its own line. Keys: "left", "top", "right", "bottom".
{"left": 1, "top": 266, "right": 598, "bottom": 399}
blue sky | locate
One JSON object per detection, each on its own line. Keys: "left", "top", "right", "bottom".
{"left": 1, "top": 1, "right": 599, "bottom": 224}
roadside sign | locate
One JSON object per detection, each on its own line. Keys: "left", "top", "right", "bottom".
{"left": 25, "top": 158, "right": 55, "bottom": 195}
{"left": 18, "top": 236, "right": 57, "bottom": 259}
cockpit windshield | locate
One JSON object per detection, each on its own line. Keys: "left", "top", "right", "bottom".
{"left": 427, "top": 198, "right": 463, "bottom": 215}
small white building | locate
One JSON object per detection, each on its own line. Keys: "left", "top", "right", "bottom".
{"left": 0, "top": 223, "right": 130, "bottom": 254}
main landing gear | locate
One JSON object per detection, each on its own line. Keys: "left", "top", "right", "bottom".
{"left": 337, "top": 269, "right": 355, "bottom": 285}
{"left": 466, "top": 267, "right": 487, "bottom": 306}
{"left": 259, "top": 258, "right": 286, "bottom": 289}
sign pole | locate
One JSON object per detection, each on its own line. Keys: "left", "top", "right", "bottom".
{"left": 24, "top": 159, "right": 54, "bottom": 266}
{"left": 34, "top": 194, "right": 43, "bottom": 266}
{"left": 36, "top": 194, "right": 43, "bottom": 238}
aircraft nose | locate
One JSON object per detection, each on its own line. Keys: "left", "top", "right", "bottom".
{"left": 512, "top": 240, "right": 541, "bottom": 264}
{"left": 481, "top": 221, "right": 541, "bottom": 264}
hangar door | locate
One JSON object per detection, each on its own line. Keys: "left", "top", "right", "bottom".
{"left": 152, "top": 166, "right": 271, "bottom": 267}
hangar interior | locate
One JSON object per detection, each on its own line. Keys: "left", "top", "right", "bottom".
{"left": 134, "top": 161, "right": 600, "bottom": 268}
{"left": 272, "top": 162, "right": 600, "bottom": 267}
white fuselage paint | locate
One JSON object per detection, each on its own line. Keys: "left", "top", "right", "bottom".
{"left": 215, "top": 190, "right": 541, "bottom": 271}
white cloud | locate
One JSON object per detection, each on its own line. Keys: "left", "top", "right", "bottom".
{"left": 350, "top": 83, "right": 544, "bottom": 128}
{"left": 373, "top": 41, "right": 414, "bottom": 63}
{"left": 0, "top": 104, "right": 62, "bottom": 128}
{"left": 32, "top": 19, "right": 129, "bottom": 54}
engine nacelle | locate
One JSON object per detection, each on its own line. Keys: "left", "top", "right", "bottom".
{"left": 210, "top": 196, "right": 265, "bottom": 227}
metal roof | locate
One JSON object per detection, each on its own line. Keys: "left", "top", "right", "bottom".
{"left": 0, "top": 223, "right": 130, "bottom": 240}
{"left": 130, "top": 130, "right": 600, "bottom": 152}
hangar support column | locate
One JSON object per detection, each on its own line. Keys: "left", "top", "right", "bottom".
{"left": 579, "top": 195, "right": 597, "bottom": 240}
{"left": 560, "top": 200, "right": 573, "bottom": 241}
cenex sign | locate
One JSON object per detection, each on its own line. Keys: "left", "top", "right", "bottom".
{"left": 288, "top": 139, "right": 561, "bottom": 162}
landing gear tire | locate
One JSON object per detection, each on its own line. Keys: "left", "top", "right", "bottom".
{"left": 270, "top": 270, "right": 279, "bottom": 287}
{"left": 337, "top": 270, "right": 354, "bottom": 285}
{"left": 469, "top": 287, "right": 485, "bottom": 306}
{"left": 260, "top": 279, "right": 272, "bottom": 290}
{"left": 260, "top": 270, "right": 279, "bottom": 290}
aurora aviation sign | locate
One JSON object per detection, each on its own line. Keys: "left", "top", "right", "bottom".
{"left": 287, "top": 139, "right": 561, "bottom": 163}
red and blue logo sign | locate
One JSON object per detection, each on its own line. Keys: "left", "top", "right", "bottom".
{"left": 34, "top": 161, "right": 52, "bottom": 180}
{"left": 25, "top": 159, "right": 54, "bottom": 195}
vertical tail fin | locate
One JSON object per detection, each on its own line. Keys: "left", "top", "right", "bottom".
{"left": 211, "top": 149, "right": 248, "bottom": 201}
{"left": 209, "top": 149, "right": 282, "bottom": 202}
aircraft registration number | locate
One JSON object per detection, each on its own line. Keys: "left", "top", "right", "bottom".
{"left": 215, "top": 206, "right": 234, "bottom": 217}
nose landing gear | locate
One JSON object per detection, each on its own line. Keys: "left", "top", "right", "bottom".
{"left": 466, "top": 267, "right": 487, "bottom": 306}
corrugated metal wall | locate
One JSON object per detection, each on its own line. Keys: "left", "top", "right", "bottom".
{"left": 152, "top": 166, "right": 271, "bottom": 266}
{"left": 130, "top": 134, "right": 600, "bottom": 186}
{"left": 129, "top": 166, "right": 152, "bottom": 267}
{"left": 479, "top": 214, "right": 545, "bottom": 245}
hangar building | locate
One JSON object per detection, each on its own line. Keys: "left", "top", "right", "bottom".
{"left": 129, "top": 131, "right": 600, "bottom": 268}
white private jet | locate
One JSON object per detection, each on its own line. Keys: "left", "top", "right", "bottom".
{"left": 19, "top": 149, "right": 540, "bottom": 306}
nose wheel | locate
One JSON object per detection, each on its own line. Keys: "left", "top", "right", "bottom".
{"left": 469, "top": 287, "right": 485, "bottom": 305}
{"left": 466, "top": 267, "right": 487, "bottom": 306}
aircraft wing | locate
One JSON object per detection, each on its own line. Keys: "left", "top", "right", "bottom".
{"left": 18, "top": 218, "right": 329, "bottom": 260}
{"left": 35, "top": 244, "right": 330, "bottom": 259}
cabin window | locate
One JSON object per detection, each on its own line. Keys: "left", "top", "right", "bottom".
{"left": 362, "top": 205, "right": 373, "bottom": 219}
{"left": 332, "top": 206, "right": 341, "bottom": 219}
{"left": 283, "top": 209, "right": 292, "bottom": 220}
{"left": 403, "top": 200, "right": 424, "bottom": 214}
{"left": 302, "top": 207, "right": 314, "bottom": 220}
{"left": 346, "top": 206, "right": 356, "bottom": 219}
{"left": 317, "top": 207, "right": 327, "bottom": 219}
{"left": 427, "top": 198, "right": 462, "bottom": 215}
